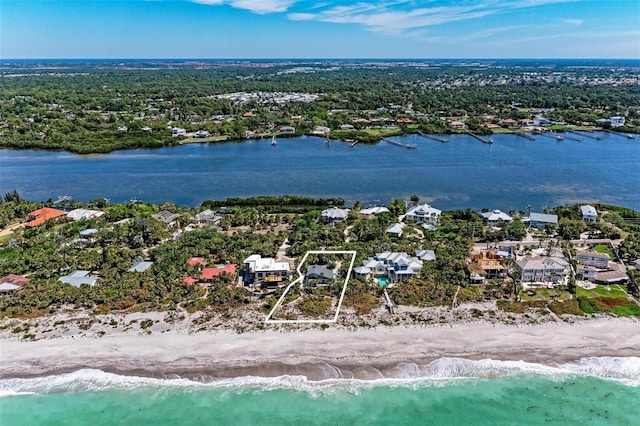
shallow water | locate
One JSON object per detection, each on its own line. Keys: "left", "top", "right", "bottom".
{"left": 2, "top": 357, "right": 639, "bottom": 425}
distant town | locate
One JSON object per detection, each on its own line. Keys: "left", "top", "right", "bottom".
{"left": 1, "top": 59, "right": 638, "bottom": 153}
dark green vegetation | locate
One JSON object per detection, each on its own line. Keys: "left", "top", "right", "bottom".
{"left": 1, "top": 193, "right": 639, "bottom": 321}
{"left": 2, "top": 60, "right": 638, "bottom": 153}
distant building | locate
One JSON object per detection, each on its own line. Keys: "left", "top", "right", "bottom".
{"left": 66, "top": 208, "right": 104, "bottom": 221}
{"left": 279, "top": 126, "right": 295, "bottom": 134}
{"left": 194, "top": 130, "right": 210, "bottom": 138}
{"left": 171, "top": 127, "right": 186, "bottom": 137}
{"left": 25, "top": 207, "right": 66, "bottom": 228}
{"left": 152, "top": 210, "right": 181, "bottom": 227}
{"left": 339, "top": 124, "right": 354, "bottom": 130}
{"left": 304, "top": 265, "right": 336, "bottom": 287}
{"left": 321, "top": 207, "right": 350, "bottom": 224}
{"left": 480, "top": 210, "right": 513, "bottom": 226}
{"left": 386, "top": 223, "right": 405, "bottom": 238}
{"left": 354, "top": 252, "right": 423, "bottom": 282}
{"left": 359, "top": 206, "right": 390, "bottom": 219}
{"left": 529, "top": 212, "right": 558, "bottom": 229}
{"left": 0, "top": 274, "right": 29, "bottom": 294}
{"left": 405, "top": 204, "right": 442, "bottom": 226}
{"left": 610, "top": 116, "right": 625, "bottom": 127}
{"left": 415, "top": 249, "right": 436, "bottom": 261}
{"left": 580, "top": 205, "right": 597, "bottom": 222}
{"left": 313, "top": 125, "right": 330, "bottom": 135}
{"left": 200, "top": 264, "right": 238, "bottom": 284}
{"left": 448, "top": 121, "right": 465, "bottom": 130}
{"left": 117, "top": 126, "right": 128, "bottom": 132}
{"left": 141, "top": 126, "right": 153, "bottom": 132}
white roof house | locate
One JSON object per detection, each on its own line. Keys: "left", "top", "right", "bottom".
{"left": 415, "top": 249, "right": 436, "bottom": 261}
{"left": 129, "top": 261, "right": 154, "bottom": 273}
{"left": 405, "top": 204, "right": 442, "bottom": 226}
{"left": 580, "top": 205, "right": 597, "bottom": 222}
{"left": 529, "top": 212, "right": 558, "bottom": 229}
{"left": 360, "top": 206, "right": 390, "bottom": 217}
{"left": 321, "top": 207, "right": 350, "bottom": 223}
{"left": 59, "top": 270, "right": 98, "bottom": 287}
{"left": 356, "top": 252, "right": 423, "bottom": 282}
{"left": 66, "top": 209, "right": 104, "bottom": 221}
{"left": 386, "top": 223, "right": 405, "bottom": 238}
{"left": 480, "top": 210, "right": 512, "bottom": 226}
{"left": 243, "top": 254, "right": 290, "bottom": 287}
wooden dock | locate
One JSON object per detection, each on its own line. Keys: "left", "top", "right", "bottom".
{"left": 535, "top": 131, "right": 564, "bottom": 141}
{"left": 562, "top": 133, "right": 582, "bottom": 141}
{"left": 603, "top": 129, "right": 635, "bottom": 140}
{"left": 469, "top": 133, "right": 493, "bottom": 144}
{"left": 381, "top": 137, "right": 417, "bottom": 149}
{"left": 515, "top": 132, "right": 536, "bottom": 141}
{"left": 417, "top": 132, "right": 448, "bottom": 143}
{"left": 568, "top": 130, "right": 601, "bottom": 140}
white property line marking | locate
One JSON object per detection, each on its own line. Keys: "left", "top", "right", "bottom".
{"left": 264, "top": 250, "right": 357, "bottom": 324}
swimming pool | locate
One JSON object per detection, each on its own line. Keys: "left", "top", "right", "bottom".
{"left": 377, "top": 278, "right": 388, "bottom": 287}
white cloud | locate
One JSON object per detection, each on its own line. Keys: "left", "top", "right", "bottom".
{"left": 561, "top": 18, "right": 583, "bottom": 25}
{"left": 288, "top": 0, "right": 581, "bottom": 34}
{"left": 192, "top": 0, "right": 297, "bottom": 14}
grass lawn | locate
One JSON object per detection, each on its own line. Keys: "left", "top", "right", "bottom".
{"left": 518, "top": 288, "right": 572, "bottom": 302}
{"left": 576, "top": 284, "right": 628, "bottom": 299}
{"left": 593, "top": 244, "right": 614, "bottom": 258}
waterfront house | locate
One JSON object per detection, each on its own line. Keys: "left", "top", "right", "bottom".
{"left": 386, "top": 223, "right": 405, "bottom": 238}
{"left": 243, "top": 255, "right": 290, "bottom": 288}
{"left": 448, "top": 121, "right": 465, "bottom": 130}
{"left": 515, "top": 256, "right": 570, "bottom": 288}
{"left": 576, "top": 250, "right": 610, "bottom": 269}
{"left": 0, "top": 274, "right": 29, "bottom": 295}
{"left": 529, "top": 212, "right": 558, "bottom": 229}
{"left": 66, "top": 208, "right": 105, "bottom": 221}
{"left": 128, "top": 261, "right": 153, "bottom": 273}
{"left": 194, "top": 130, "right": 210, "bottom": 138}
{"left": 467, "top": 250, "right": 508, "bottom": 284}
{"left": 339, "top": 124, "right": 354, "bottom": 130}
{"left": 304, "top": 265, "right": 336, "bottom": 287}
{"left": 480, "top": 210, "right": 513, "bottom": 227}
{"left": 152, "top": 210, "right": 181, "bottom": 228}
{"left": 59, "top": 270, "right": 99, "bottom": 287}
{"left": 279, "top": 126, "right": 295, "bottom": 134}
{"left": 610, "top": 116, "right": 625, "bottom": 127}
{"left": 405, "top": 204, "right": 442, "bottom": 227}
{"left": 533, "top": 117, "right": 551, "bottom": 126}
{"left": 355, "top": 252, "right": 423, "bottom": 283}
{"left": 191, "top": 209, "right": 221, "bottom": 227}
{"left": 580, "top": 205, "right": 597, "bottom": 222}
{"left": 500, "top": 118, "right": 518, "bottom": 127}
{"left": 313, "top": 125, "right": 330, "bottom": 135}
{"left": 321, "top": 207, "right": 350, "bottom": 224}
{"left": 359, "top": 206, "right": 390, "bottom": 219}
{"left": 25, "top": 207, "right": 66, "bottom": 228}
{"left": 171, "top": 127, "right": 186, "bottom": 137}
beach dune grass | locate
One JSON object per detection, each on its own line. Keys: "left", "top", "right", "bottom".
{"left": 576, "top": 285, "right": 628, "bottom": 299}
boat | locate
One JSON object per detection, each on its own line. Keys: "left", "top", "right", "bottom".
{"left": 271, "top": 135, "right": 277, "bottom": 146}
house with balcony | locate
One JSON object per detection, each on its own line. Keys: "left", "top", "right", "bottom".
{"left": 480, "top": 209, "right": 513, "bottom": 227}
{"left": 404, "top": 204, "right": 441, "bottom": 227}
{"left": 467, "top": 250, "right": 508, "bottom": 284}
{"left": 529, "top": 212, "right": 558, "bottom": 229}
{"left": 321, "top": 207, "right": 350, "bottom": 224}
{"left": 243, "top": 255, "right": 290, "bottom": 289}
{"left": 353, "top": 252, "right": 423, "bottom": 283}
{"left": 515, "top": 256, "right": 570, "bottom": 288}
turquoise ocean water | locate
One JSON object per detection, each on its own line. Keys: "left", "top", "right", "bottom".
{"left": 1, "top": 357, "right": 639, "bottom": 425}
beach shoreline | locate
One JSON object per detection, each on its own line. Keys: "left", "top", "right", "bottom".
{"left": 2, "top": 313, "right": 638, "bottom": 381}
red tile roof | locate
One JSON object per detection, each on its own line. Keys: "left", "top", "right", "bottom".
{"left": 26, "top": 207, "right": 66, "bottom": 227}
{"left": 186, "top": 257, "right": 205, "bottom": 266}
{"left": 200, "top": 264, "right": 237, "bottom": 280}
{"left": 184, "top": 277, "right": 197, "bottom": 286}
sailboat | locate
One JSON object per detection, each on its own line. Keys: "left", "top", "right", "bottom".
{"left": 271, "top": 135, "right": 277, "bottom": 146}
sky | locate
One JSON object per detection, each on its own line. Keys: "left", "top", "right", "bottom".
{"left": 1, "top": 0, "right": 639, "bottom": 59}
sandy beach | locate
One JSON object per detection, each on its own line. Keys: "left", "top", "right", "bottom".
{"left": 1, "top": 304, "right": 638, "bottom": 380}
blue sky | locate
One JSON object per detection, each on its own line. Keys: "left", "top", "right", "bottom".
{"left": 2, "top": 0, "right": 639, "bottom": 58}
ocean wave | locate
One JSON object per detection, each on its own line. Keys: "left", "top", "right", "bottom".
{"left": 1, "top": 357, "right": 638, "bottom": 396}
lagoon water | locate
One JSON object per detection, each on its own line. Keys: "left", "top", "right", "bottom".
{"left": 1, "top": 132, "right": 639, "bottom": 210}
{"left": 1, "top": 358, "right": 639, "bottom": 425}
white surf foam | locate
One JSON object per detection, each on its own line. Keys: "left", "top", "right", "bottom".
{"left": 1, "top": 356, "right": 638, "bottom": 396}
